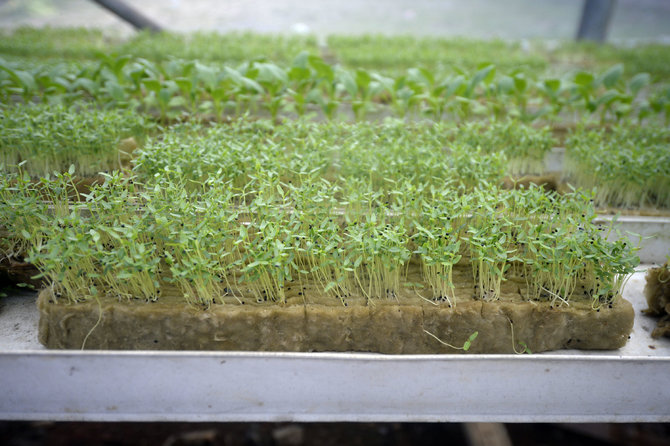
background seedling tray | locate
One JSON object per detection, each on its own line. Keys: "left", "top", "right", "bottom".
{"left": 0, "top": 266, "right": 668, "bottom": 422}
{"left": 595, "top": 215, "right": 670, "bottom": 264}
{"left": 540, "top": 146, "right": 670, "bottom": 264}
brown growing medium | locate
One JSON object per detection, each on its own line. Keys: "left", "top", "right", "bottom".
{"left": 37, "top": 263, "right": 634, "bottom": 353}
{"left": 643, "top": 261, "right": 670, "bottom": 338}
{"left": 0, "top": 256, "right": 41, "bottom": 288}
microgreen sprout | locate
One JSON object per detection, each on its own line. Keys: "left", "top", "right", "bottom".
{"left": 5, "top": 169, "right": 638, "bottom": 313}
{"left": 452, "top": 120, "right": 557, "bottom": 176}
{"left": 0, "top": 103, "right": 148, "bottom": 177}
{"left": 423, "top": 329, "right": 479, "bottom": 351}
{"left": 565, "top": 123, "right": 670, "bottom": 209}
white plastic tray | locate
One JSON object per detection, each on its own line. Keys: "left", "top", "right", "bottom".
{"left": 595, "top": 215, "right": 670, "bottom": 264}
{"left": 0, "top": 266, "right": 668, "bottom": 422}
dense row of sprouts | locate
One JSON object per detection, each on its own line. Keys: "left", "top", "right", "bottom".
{"left": 0, "top": 167, "right": 638, "bottom": 310}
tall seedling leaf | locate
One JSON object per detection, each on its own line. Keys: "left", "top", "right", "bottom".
{"left": 466, "top": 64, "right": 495, "bottom": 97}
{"left": 628, "top": 72, "right": 650, "bottom": 96}
{"left": 601, "top": 64, "right": 624, "bottom": 89}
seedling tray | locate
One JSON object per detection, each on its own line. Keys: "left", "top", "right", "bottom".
{"left": 594, "top": 214, "right": 670, "bottom": 264}
{"left": 0, "top": 267, "right": 669, "bottom": 422}
{"left": 9, "top": 210, "right": 669, "bottom": 354}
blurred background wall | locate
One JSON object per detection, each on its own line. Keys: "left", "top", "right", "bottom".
{"left": 0, "top": 0, "right": 669, "bottom": 42}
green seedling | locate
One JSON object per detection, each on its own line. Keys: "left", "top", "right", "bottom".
{"left": 564, "top": 123, "right": 670, "bottom": 208}
{"left": 0, "top": 103, "right": 148, "bottom": 177}
{"left": 423, "top": 329, "right": 479, "bottom": 351}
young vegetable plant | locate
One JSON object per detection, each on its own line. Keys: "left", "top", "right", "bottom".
{"left": 464, "top": 194, "right": 513, "bottom": 302}
{"left": 2, "top": 117, "right": 640, "bottom": 314}
{"left": 250, "top": 62, "right": 289, "bottom": 120}
{"left": 564, "top": 123, "right": 670, "bottom": 208}
{"left": 305, "top": 55, "right": 340, "bottom": 120}
{"left": 412, "top": 195, "right": 464, "bottom": 306}
{"left": 453, "top": 120, "right": 556, "bottom": 176}
{"left": 344, "top": 209, "right": 411, "bottom": 302}
{"left": 0, "top": 103, "right": 148, "bottom": 177}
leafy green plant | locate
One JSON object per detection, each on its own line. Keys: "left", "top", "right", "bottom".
{"left": 0, "top": 27, "right": 115, "bottom": 60}
{"left": 648, "top": 86, "right": 670, "bottom": 125}
{"left": 253, "top": 62, "right": 289, "bottom": 120}
{"left": 551, "top": 41, "right": 670, "bottom": 82}
{"left": 132, "top": 119, "right": 507, "bottom": 196}
{"left": 452, "top": 120, "right": 556, "bottom": 176}
{"left": 564, "top": 123, "right": 670, "bottom": 208}
{"left": 1, "top": 168, "right": 637, "bottom": 314}
{"left": 1, "top": 49, "right": 667, "bottom": 124}
{"left": 326, "top": 35, "right": 546, "bottom": 75}
{"left": 412, "top": 196, "right": 464, "bottom": 305}
{"left": 0, "top": 103, "right": 149, "bottom": 177}
{"left": 120, "top": 31, "right": 319, "bottom": 65}
{"left": 0, "top": 30, "right": 655, "bottom": 317}
{"left": 0, "top": 166, "right": 55, "bottom": 262}
{"left": 0, "top": 57, "right": 38, "bottom": 103}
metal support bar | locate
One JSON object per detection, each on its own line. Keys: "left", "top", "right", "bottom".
{"left": 90, "top": 0, "right": 162, "bottom": 32}
{"left": 576, "top": 0, "right": 616, "bottom": 42}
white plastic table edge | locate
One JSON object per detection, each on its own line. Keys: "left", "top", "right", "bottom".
{"left": 1, "top": 350, "right": 669, "bottom": 423}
